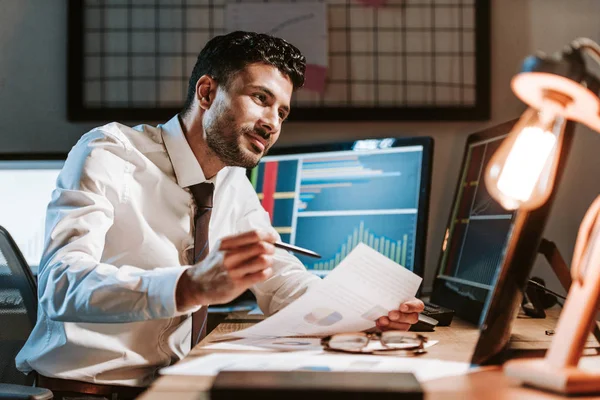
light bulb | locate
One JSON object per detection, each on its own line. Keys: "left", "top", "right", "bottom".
{"left": 484, "top": 100, "right": 566, "bottom": 211}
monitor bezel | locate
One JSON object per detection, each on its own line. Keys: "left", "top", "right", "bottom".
{"left": 429, "top": 119, "right": 519, "bottom": 324}
{"left": 0, "top": 153, "right": 67, "bottom": 162}
{"left": 249, "top": 136, "right": 434, "bottom": 280}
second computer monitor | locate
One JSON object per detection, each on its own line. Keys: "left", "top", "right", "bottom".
{"left": 250, "top": 137, "right": 433, "bottom": 278}
{"left": 430, "top": 120, "right": 518, "bottom": 324}
{"left": 0, "top": 155, "right": 66, "bottom": 272}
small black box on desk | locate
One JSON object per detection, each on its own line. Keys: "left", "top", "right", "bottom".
{"left": 210, "top": 370, "right": 423, "bottom": 400}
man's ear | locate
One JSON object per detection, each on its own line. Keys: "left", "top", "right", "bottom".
{"left": 195, "top": 75, "right": 216, "bottom": 110}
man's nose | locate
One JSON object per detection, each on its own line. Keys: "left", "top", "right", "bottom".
{"left": 260, "top": 108, "right": 280, "bottom": 134}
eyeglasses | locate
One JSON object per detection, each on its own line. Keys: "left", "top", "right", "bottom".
{"left": 321, "top": 331, "right": 428, "bottom": 356}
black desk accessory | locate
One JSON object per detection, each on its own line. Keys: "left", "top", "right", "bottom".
{"left": 524, "top": 239, "right": 600, "bottom": 343}
{"left": 210, "top": 370, "right": 423, "bottom": 400}
{"left": 421, "top": 302, "right": 455, "bottom": 326}
{"left": 522, "top": 277, "right": 559, "bottom": 318}
{"left": 410, "top": 313, "right": 439, "bottom": 332}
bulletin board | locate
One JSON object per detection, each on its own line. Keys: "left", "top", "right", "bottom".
{"left": 68, "top": 0, "right": 490, "bottom": 121}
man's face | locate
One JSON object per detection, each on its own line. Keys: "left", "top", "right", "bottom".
{"left": 202, "top": 63, "right": 293, "bottom": 169}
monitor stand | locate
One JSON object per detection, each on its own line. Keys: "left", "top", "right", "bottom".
{"left": 528, "top": 238, "right": 600, "bottom": 344}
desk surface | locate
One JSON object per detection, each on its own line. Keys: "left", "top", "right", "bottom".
{"left": 139, "top": 309, "right": 600, "bottom": 400}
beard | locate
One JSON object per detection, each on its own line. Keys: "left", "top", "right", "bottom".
{"left": 204, "top": 102, "right": 271, "bottom": 169}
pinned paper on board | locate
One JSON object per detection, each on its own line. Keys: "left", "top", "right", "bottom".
{"left": 225, "top": 3, "right": 328, "bottom": 94}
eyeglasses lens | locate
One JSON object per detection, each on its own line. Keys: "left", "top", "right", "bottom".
{"left": 381, "top": 332, "right": 421, "bottom": 349}
{"left": 328, "top": 335, "right": 369, "bottom": 351}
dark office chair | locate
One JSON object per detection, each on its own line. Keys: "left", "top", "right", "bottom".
{"left": 0, "top": 226, "right": 52, "bottom": 399}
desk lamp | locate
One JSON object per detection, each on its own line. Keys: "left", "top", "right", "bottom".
{"left": 484, "top": 37, "right": 600, "bottom": 394}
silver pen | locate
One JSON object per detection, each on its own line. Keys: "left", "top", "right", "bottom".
{"left": 274, "top": 242, "right": 321, "bottom": 258}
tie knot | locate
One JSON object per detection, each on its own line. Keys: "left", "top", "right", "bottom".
{"left": 189, "top": 182, "right": 214, "bottom": 208}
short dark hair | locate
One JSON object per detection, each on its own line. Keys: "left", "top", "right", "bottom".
{"left": 181, "top": 31, "right": 306, "bottom": 116}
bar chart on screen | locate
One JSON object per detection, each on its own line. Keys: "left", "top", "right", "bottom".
{"left": 250, "top": 145, "right": 424, "bottom": 277}
{"left": 296, "top": 218, "right": 416, "bottom": 276}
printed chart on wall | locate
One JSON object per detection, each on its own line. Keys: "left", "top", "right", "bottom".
{"left": 250, "top": 146, "right": 423, "bottom": 276}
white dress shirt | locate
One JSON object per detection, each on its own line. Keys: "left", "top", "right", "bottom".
{"left": 16, "top": 115, "right": 320, "bottom": 386}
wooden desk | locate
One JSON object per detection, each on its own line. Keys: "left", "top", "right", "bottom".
{"left": 138, "top": 309, "right": 600, "bottom": 400}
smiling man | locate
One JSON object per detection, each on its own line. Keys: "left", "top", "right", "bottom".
{"left": 16, "top": 31, "right": 423, "bottom": 399}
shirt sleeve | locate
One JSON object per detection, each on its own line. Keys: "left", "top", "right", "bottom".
{"left": 37, "top": 128, "right": 189, "bottom": 323}
{"left": 234, "top": 174, "right": 320, "bottom": 315}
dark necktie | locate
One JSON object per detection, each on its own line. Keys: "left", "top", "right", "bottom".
{"left": 188, "top": 182, "right": 214, "bottom": 347}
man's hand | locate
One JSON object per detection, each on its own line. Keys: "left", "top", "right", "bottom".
{"left": 375, "top": 298, "right": 425, "bottom": 331}
{"left": 176, "top": 229, "right": 278, "bottom": 310}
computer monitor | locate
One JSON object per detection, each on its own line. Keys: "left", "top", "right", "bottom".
{"left": 430, "top": 120, "right": 518, "bottom": 324}
{"left": 249, "top": 137, "right": 433, "bottom": 279}
{"left": 470, "top": 119, "right": 575, "bottom": 365}
{"left": 0, "top": 155, "right": 66, "bottom": 272}
{"left": 429, "top": 118, "right": 575, "bottom": 366}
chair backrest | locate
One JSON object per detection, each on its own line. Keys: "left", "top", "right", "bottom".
{"left": 0, "top": 226, "right": 37, "bottom": 386}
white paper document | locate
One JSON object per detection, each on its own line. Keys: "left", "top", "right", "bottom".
{"left": 225, "top": 3, "right": 328, "bottom": 68}
{"left": 204, "top": 337, "right": 323, "bottom": 352}
{"left": 160, "top": 352, "right": 470, "bottom": 383}
{"left": 231, "top": 243, "right": 423, "bottom": 338}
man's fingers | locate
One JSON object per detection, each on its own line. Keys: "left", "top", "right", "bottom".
{"left": 228, "top": 254, "right": 274, "bottom": 279}
{"left": 237, "top": 267, "right": 274, "bottom": 287}
{"left": 379, "top": 321, "right": 411, "bottom": 331}
{"left": 389, "top": 310, "right": 400, "bottom": 320}
{"left": 399, "top": 298, "right": 425, "bottom": 313}
{"left": 388, "top": 311, "right": 418, "bottom": 324}
{"left": 219, "top": 230, "right": 278, "bottom": 250}
{"left": 223, "top": 241, "right": 275, "bottom": 269}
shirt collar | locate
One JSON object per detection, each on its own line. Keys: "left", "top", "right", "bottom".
{"left": 160, "top": 115, "right": 212, "bottom": 188}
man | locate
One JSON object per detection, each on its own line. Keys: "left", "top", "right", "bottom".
{"left": 17, "top": 31, "right": 423, "bottom": 398}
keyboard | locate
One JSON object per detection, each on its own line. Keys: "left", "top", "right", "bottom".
{"left": 422, "top": 302, "right": 455, "bottom": 326}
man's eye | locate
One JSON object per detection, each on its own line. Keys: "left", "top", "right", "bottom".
{"left": 254, "top": 93, "right": 267, "bottom": 102}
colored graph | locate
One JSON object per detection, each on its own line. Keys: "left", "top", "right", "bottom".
{"left": 439, "top": 136, "right": 516, "bottom": 289}
{"left": 252, "top": 147, "right": 423, "bottom": 276}
{"left": 294, "top": 215, "right": 416, "bottom": 276}
{"left": 298, "top": 151, "right": 421, "bottom": 213}
{"left": 251, "top": 159, "right": 298, "bottom": 243}
{"left": 304, "top": 308, "right": 343, "bottom": 326}
{"left": 454, "top": 218, "right": 513, "bottom": 285}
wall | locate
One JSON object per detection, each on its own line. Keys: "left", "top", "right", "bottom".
{"left": 0, "top": 0, "right": 599, "bottom": 293}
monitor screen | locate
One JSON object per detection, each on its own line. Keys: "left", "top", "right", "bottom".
{"left": 431, "top": 120, "right": 518, "bottom": 324}
{"left": 249, "top": 137, "right": 433, "bottom": 278}
{"left": 0, "top": 156, "right": 65, "bottom": 271}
